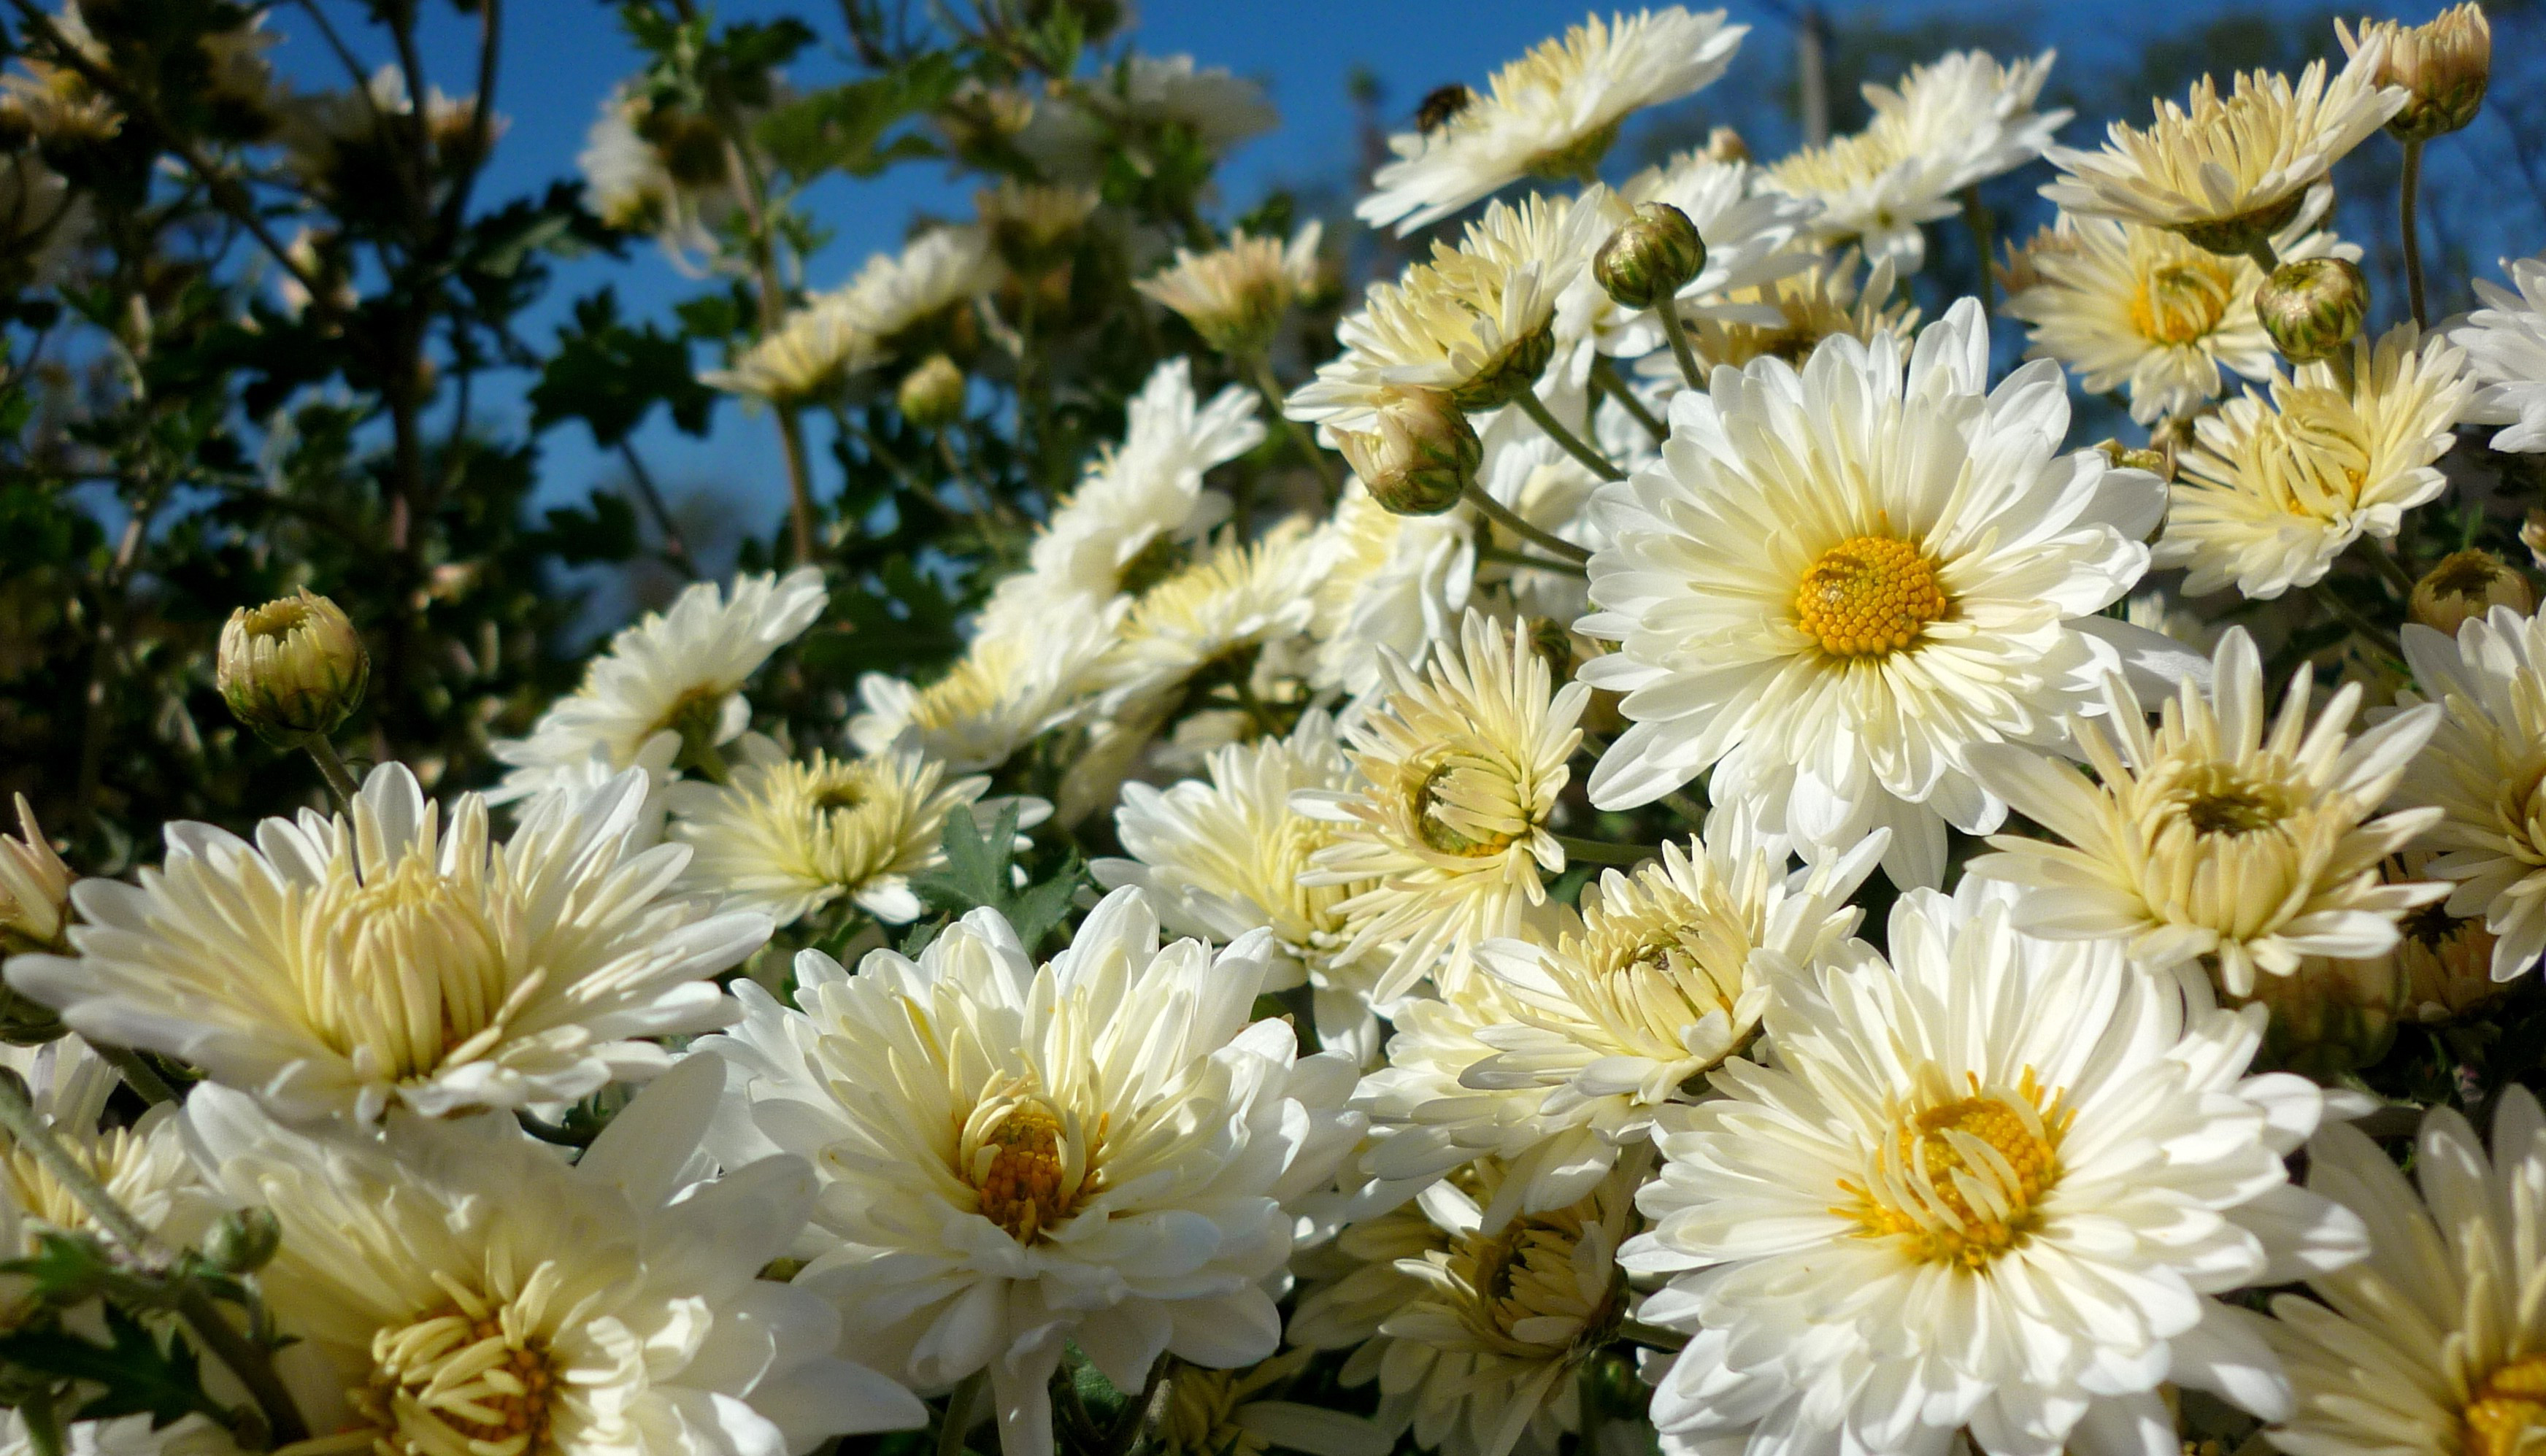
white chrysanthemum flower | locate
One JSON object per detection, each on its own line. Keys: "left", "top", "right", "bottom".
{"left": 1018, "top": 55, "right": 1278, "bottom": 182}
{"left": 847, "top": 614, "right": 1118, "bottom": 774}
{"left": 0, "top": 1037, "right": 207, "bottom": 1257}
{"left": 701, "top": 298, "right": 884, "bottom": 404}
{"left": 1151, "top": 1350, "right": 1390, "bottom": 1456}
{"left": 665, "top": 737, "right": 1010, "bottom": 928}
{"left": 2042, "top": 47, "right": 2405, "bottom": 247}
{"left": 278, "top": 64, "right": 480, "bottom": 193}
{"left": 1573, "top": 153, "right": 1818, "bottom": 361}
{"left": 1581, "top": 299, "right": 2179, "bottom": 888}
{"left": 1626, "top": 884, "right": 2368, "bottom": 1456}
{"left": 2006, "top": 193, "right": 2354, "bottom": 424}
{"left": 1766, "top": 50, "right": 2068, "bottom": 272}
{"left": 1626, "top": 246, "right": 1918, "bottom": 393}
{"left": 1357, "top": 8, "right": 1743, "bottom": 234}
{"left": 0, "top": 792, "right": 72, "bottom": 952}
{"left": 0, "top": 148, "right": 91, "bottom": 288}
{"left": 1299, "top": 611, "right": 1589, "bottom": 1001}
{"left": 2387, "top": 608, "right": 2546, "bottom": 984}
{"left": 1086, "top": 519, "right": 1321, "bottom": 713}
{"left": 9, "top": 763, "right": 764, "bottom": 1122}
{"left": 2451, "top": 252, "right": 2546, "bottom": 453}
{"left": 1302, "top": 486, "right": 1477, "bottom": 695}
{"left": 1094, "top": 710, "right": 1388, "bottom": 1060}
{"left": 693, "top": 889, "right": 1359, "bottom": 1456}
{"left": 1288, "top": 192, "right": 1607, "bottom": 433}
{"left": 1289, "top": 1157, "right": 1643, "bottom": 1456}
{"left": 1357, "top": 816, "right": 1884, "bottom": 1222}
{"left": 490, "top": 567, "right": 826, "bottom": 803}
{"left": 839, "top": 224, "right": 1002, "bottom": 346}
{"left": 185, "top": 1060, "right": 925, "bottom": 1456}
{"left": 1966, "top": 627, "right": 2444, "bottom": 995}
{"left": 579, "top": 82, "right": 737, "bottom": 266}
{"left": 1137, "top": 222, "right": 1323, "bottom": 357}
{"left": 0, "top": 1411, "right": 229, "bottom": 1456}
{"left": 2266, "top": 1090, "right": 2546, "bottom": 1456}
{"left": 2156, "top": 323, "right": 2472, "bottom": 599}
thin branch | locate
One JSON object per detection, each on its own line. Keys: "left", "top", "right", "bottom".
{"left": 619, "top": 442, "right": 701, "bottom": 578}
{"left": 1592, "top": 357, "right": 1665, "bottom": 442}
{"left": 1512, "top": 390, "right": 1625, "bottom": 482}
{"left": 1463, "top": 479, "right": 1591, "bottom": 564}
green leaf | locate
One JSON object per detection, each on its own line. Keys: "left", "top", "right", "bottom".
{"left": 908, "top": 804, "right": 1081, "bottom": 954}
{"left": 530, "top": 288, "right": 715, "bottom": 446}
{"left": 0, "top": 1304, "right": 228, "bottom": 1430}
{"left": 0, "top": 1231, "right": 117, "bottom": 1306}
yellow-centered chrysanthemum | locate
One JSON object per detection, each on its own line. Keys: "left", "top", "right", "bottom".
{"left": 1631, "top": 247, "right": 1920, "bottom": 388}
{"left": 701, "top": 298, "right": 884, "bottom": 404}
{"left": 1136, "top": 222, "right": 1323, "bottom": 357}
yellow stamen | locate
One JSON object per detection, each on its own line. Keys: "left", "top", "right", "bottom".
{"left": 1793, "top": 536, "right": 1949, "bottom": 658}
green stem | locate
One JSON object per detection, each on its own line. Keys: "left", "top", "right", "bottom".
{"left": 304, "top": 738, "right": 361, "bottom": 812}
{"left": 1620, "top": 1319, "right": 1689, "bottom": 1352}
{"left": 1512, "top": 390, "right": 1625, "bottom": 482}
{"left": 1477, "top": 543, "right": 1591, "bottom": 578}
{"left": 94, "top": 1045, "right": 177, "bottom": 1106}
{"left": 1962, "top": 185, "right": 1996, "bottom": 317}
{"left": 2400, "top": 137, "right": 2428, "bottom": 328}
{"left": 1655, "top": 304, "right": 1706, "bottom": 390}
{"left": 1578, "top": 1360, "right": 1607, "bottom": 1456}
{"left": 938, "top": 1371, "right": 986, "bottom": 1456}
{"left": 1591, "top": 357, "right": 1666, "bottom": 442}
{"left": 1230, "top": 674, "right": 1283, "bottom": 738}
{"left": 20, "top": 1384, "right": 61, "bottom": 1456}
{"left": 174, "top": 1286, "right": 309, "bottom": 1447}
{"left": 2245, "top": 237, "right": 2283, "bottom": 277}
{"left": 1555, "top": 834, "right": 1660, "bottom": 867}
{"left": 2310, "top": 582, "right": 2402, "bottom": 660}
{"left": 1247, "top": 355, "right": 1339, "bottom": 499}
{"left": 2355, "top": 536, "right": 2420, "bottom": 596}
{"left": 1461, "top": 479, "right": 1591, "bottom": 565}
{"left": 0, "top": 1073, "right": 151, "bottom": 1252}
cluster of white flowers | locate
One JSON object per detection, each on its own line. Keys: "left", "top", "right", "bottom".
{"left": 22, "top": 9, "right": 2546, "bottom": 1456}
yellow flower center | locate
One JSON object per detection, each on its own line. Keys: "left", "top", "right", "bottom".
{"left": 2169, "top": 761, "right": 2297, "bottom": 836}
{"left": 305, "top": 849, "right": 520, "bottom": 1085}
{"left": 1840, "top": 1068, "right": 2070, "bottom": 1268}
{"left": 1793, "top": 536, "right": 1949, "bottom": 657}
{"left": 2466, "top": 1354, "right": 2546, "bottom": 1456}
{"left": 1412, "top": 762, "right": 1523, "bottom": 858}
{"left": 1453, "top": 1203, "right": 1621, "bottom": 1353}
{"left": 362, "top": 1284, "right": 561, "bottom": 1456}
{"left": 958, "top": 1085, "right": 1102, "bottom": 1244}
{"left": 2132, "top": 259, "right": 2237, "bottom": 345}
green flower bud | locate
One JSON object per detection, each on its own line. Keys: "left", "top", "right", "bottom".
{"left": 1594, "top": 202, "right": 1708, "bottom": 312}
{"left": 217, "top": 588, "right": 369, "bottom": 747}
{"left": 1334, "top": 389, "right": 1480, "bottom": 517}
{"left": 897, "top": 353, "right": 968, "bottom": 429}
{"left": 2255, "top": 257, "right": 2368, "bottom": 365}
{"left": 2411, "top": 550, "right": 2535, "bottom": 636}
{"left": 203, "top": 1206, "right": 282, "bottom": 1274}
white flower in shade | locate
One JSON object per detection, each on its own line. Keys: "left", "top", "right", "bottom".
{"left": 693, "top": 889, "right": 1359, "bottom": 1456}
{"left": 1966, "top": 628, "right": 2445, "bottom": 996}
{"left": 0, "top": 792, "right": 72, "bottom": 952}
{"left": 1094, "top": 710, "right": 1389, "bottom": 1060}
{"left": 1356, "top": 7, "right": 1742, "bottom": 235}
{"left": 839, "top": 224, "right": 1003, "bottom": 347}
{"left": 8, "top": 763, "right": 764, "bottom": 1122}
{"left": 2264, "top": 1089, "right": 2546, "bottom": 1456}
{"left": 183, "top": 1059, "right": 925, "bottom": 1456}
{"left": 1766, "top": 50, "right": 2068, "bottom": 272}
{"left": 1288, "top": 192, "right": 1607, "bottom": 433}
{"left": 1086, "top": 519, "right": 1322, "bottom": 713}
{"left": 1629, "top": 247, "right": 1920, "bottom": 390}
{"left": 1150, "top": 1350, "right": 1391, "bottom": 1456}
{"left": 0, "top": 1411, "right": 229, "bottom": 1456}
{"left": 577, "top": 82, "right": 737, "bottom": 269}
{"left": 1299, "top": 612, "right": 1589, "bottom": 1002}
{"left": 666, "top": 737, "right": 1018, "bottom": 928}
{"left": 2042, "top": 48, "right": 2404, "bottom": 247}
{"left": 1625, "top": 884, "right": 2369, "bottom": 1456}
{"left": 1288, "top": 1156, "right": 1643, "bottom": 1456}
{"left": 1575, "top": 154, "right": 1818, "bottom": 361}
{"left": 847, "top": 614, "right": 1118, "bottom": 774}
{"left": 2388, "top": 608, "right": 2546, "bottom": 984}
{"left": 1580, "top": 299, "right": 2180, "bottom": 889}
{"left": 1357, "top": 817, "right": 1884, "bottom": 1223}
{"left": 1137, "top": 222, "right": 1324, "bottom": 357}
{"left": 491, "top": 567, "right": 827, "bottom": 803}
{"left": 2006, "top": 193, "right": 2355, "bottom": 424}
{"left": 0, "top": 1036, "right": 207, "bottom": 1256}
{"left": 1019, "top": 55, "right": 1279, "bottom": 183}
{"left": 2156, "top": 323, "right": 2472, "bottom": 599}
{"left": 701, "top": 298, "right": 884, "bottom": 404}
{"left": 2451, "top": 252, "right": 2546, "bottom": 453}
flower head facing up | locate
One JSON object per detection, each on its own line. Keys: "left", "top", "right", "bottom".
{"left": 1581, "top": 298, "right": 2176, "bottom": 888}
{"left": 701, "top": 298, "right": 883, "bottom": 405}
{"left": 1630, "top": 247, "right": 1919, "bottom": 385}
{"left": 1625, "top": 884, "right": 2366, "bottom": 1456}
{"left": 217, "top": 588, "right": 369, "bottom": 746}
{"left": 2388, "top": 608, "right": 2546, "bottom": 985}
{"left": 9, "top": 763, "right": 765, "bottom": 1122}
{"left": 1967, "top": 628, "right": 2445, "bottom": 995}
{"left": 1137, "top": 222, "right": 1323, "bottom": 358}
{"left": 2339, "top": 2, "right": 2490, "bottom": 142}
{"left": 1356, "top": 8, "right": 1744, "bottom": 234}
{"left": 1299, "top": 611, "right": 1589, "bottom": 1002}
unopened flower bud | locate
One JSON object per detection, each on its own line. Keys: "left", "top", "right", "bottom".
{"left": 1701, "top": 126, "right": 1750, "bottom": 164}
{"left": 217, "top": 588, "right": 369, "bottom": 747}
{"left": 2410, "top": 550, "right": 2534, "bottom": 636}
{"left": 2255, "top": 257, "right": 2367, "bottom": 364}
{"left": 1594, "top": 202, "right": 1707, "bottom": 312}
{"left": 2238, "top": 953, "right": 2402, "bottom": 1077}
{"left": 2341, "top": 4, "right": 2490, "bottom": 143}
{"left": 1447, "top": 321, "right": 1555, "bottom": 412}
{"left": 1333, "top": 389, "right": 1479, "bottom": 517}
{"left": 203, "top": 1206, "right": 282, "bottom": 1274}
{"left": 897, "top": 353, "right": 967, "bottom": 428}
{"left": 2096, "top": 439, "right": 2173, "bottom": 481}
{"left": 0, "top": 795, "right": 72, "bottom": 957}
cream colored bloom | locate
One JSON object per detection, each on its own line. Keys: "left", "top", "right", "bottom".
{"left": 9, "top": 763, "right": 766, "bottom": 1121}
{"left": 2265, "top": 1089, "right": 2546, "bottom": 1456}
{"left": 2338, "top": 3, "right": 2491, "bottom": 142}
{"left": 1086, "top": 519, "right": 1321, "bottom": 712}
{"left": 1290, "top": 1158, "right": 1642, "bottom": 1456}
{"left": 977, "top": 180, "right": 1099, "bottom": 270}
{"left": 0, "top": 1036, "right": 207, "bottom": 1257}
{"left": 666, "top": 737, "right": 1005, "bottom": 928}
{"left": 1627, "top": 883, "right": 2366, "bottom": 1456}
{"left": 1967, "top": 628, "right": 2445, "bottom": 995}
{"left": 216, "top": 588, "right": 369, "bottom": 744}
{"left": 701, "top": 298, "right": 883, "bottom": 404}
{"left": 2042, "top": 48, "right": 2405, "bottom": 248}
{"left": 578, "top": 81, "right": 739, "bottom": 266}
{"left": 0, "top": 793, "right": 72, "bottom": 952}
{"left": 491, "top": 567, "right": 827, "bottom": 803}
{"left": 1288, "top": 192, "right": 1606, "bottom": 431}
{"left": 694, "top": 889, "right": 1358, "bottom": 1456}
{"left": 839, "top": 224, "right": 1003, "bottom": 348}
{"left": 2388, "top": 608, "right": 2546, "bottom": 984}
{"left": 1299, "top": 611, "right": 1589, "bottom": 1001}
{"left": 1137, "top": 222, "right": 1323, "bottom": 357}
{"left": 184, "top": 1060, "right": 924, "bottom": 1456}
{"left": 847, "top": 615, "right": 1118, "bottom": 774}
{"left": 1584, "top": 300, "right": 2180, "bottom": 889}
{"left": 1018, "top": 55, "right": 1278, "bottom": 183}
{"left": 1301, "top": 486, "right": 1476, "bottom": 696}
{"left": 2156, "top": 323, "right": 2472, "bottom": 599}
{"left": 2451, "top": 252, "right": 2546, "bottom": 453}
{"left": 1357, "top": 8, "right": 1743, "bottom": 234}
{"left": 1627, "top": 247, "right": 1918, "bottom": 391}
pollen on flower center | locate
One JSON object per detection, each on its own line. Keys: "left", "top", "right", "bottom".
{"left": 958, "top": 1085, "right": 1102, "bottom": 1243}
{"left": 1793, "top": 536, "right": 1950, "bottom": 658}
{"left": 2168, "top": 762, "right": 2298, "bottom": 836}
{"left": 2133, "top": 259, "right": 2237, "bottom": 344}
{"left": 362, "top": 1280, "right": 561, "bottom": 1456}
{"left": 308, "top": 852, "right": 517, "bottom": 1083}
{"left": 1840, "top": 1068, "right": 2071, "bottom": 1268}
{"left": 2464, "top": 1354, "right": 2546, "bottom": 1456}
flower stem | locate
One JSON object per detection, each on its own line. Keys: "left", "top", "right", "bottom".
{"left": 1477, "top": 543, "right": 1591, "bottom": 578}
{"left": 1620, "top": 1318, "right": 1689, "bottom": 1352}
{"left": 1591, "top": 357, "right": 1666, "bottom": 442}
{"left": 2400, "top": 136, "right": 2429, "bottom": 328}
{"left": 93, "top": 1045, "right": 177, "bottom": 1106}
{"left": 1555, "top": 834, "right": 1659, "bottom": 867}
{"left": 2310, "top": 582, "right": 2402, "bottom": 660}
{"left": 1654, "top": 304, "right": 1706, "bottom": 391}
{"left": 938, "top": 1371, "right": 985, "bottom": 1456}
{"left": 2355, "top": 536, "right": 2421, "bottom": 596}
{"left": 304, "top": 738, "right": 361, "bottom": 812}
{"left": 1461, "top": 480, "right": 1591, "bottom": 564}
{"left": 2245, "top": 237, "right": 2283, "bottom": 277}
{"left": 772, "top": 404, "right": 820, "bottom": 566}
{"left": 1247, "top": 354, "right": 1340, "bottom": 500}
{"left": 1962, "top": 185, "right": 1996, "bottom": 317}
{"left": 1512, "top": 390, "right": 1625, "bottom": 482}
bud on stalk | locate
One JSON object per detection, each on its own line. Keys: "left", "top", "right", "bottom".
{"left": 1333, "top": 389, "right": 1480, "bottom": 517}
{"left": 1593, "top": 202, "right": 1707, "bottom": 312}
{"left": 217, "top": 589, "right": 369, "bottom": 748}
{"left": 2255, "top": 257, "right": 2367, "bottom": 365}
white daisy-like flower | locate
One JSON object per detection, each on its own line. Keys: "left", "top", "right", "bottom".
{"left": 1288, "top": 1155, "right": 1643, "bottom": 1456}
{"left": 2005, "top": 192, "right": 2354, "bottom": 424}
{"left": 0, "top": 1411, "right": 230, "bottom": 1456}
{"left": 1626, "top": 882, "right": 2368, "bottom": 1456}
{"left": 666, "top": 736, "right": 1014, "bottom": 928}
{"left": 847, "top": 613, "right": 1118, "bottom": 774}
{"left": 0, "top": 1036, "right": 207, "bottom": 1256}
{"left": 1580, "top": 299, "right": 2180, "bottom": 889}
{"left": 183, "top": 1058, "right": 925, "bottom": 1456}
{"left": 700, "top": 298, "right": 884, "bottom": 404}
{"left": 693, "top": 889, "right": 1359, "bottom": 1456}
{"left": 1137, "top": 221, "right": 1324, "bottom": 357}
{"left": 1289, "top": 192, "right": 1607, "bottom": 433}
{"left": 8, "top": 763, "right": 764, "bottom": 1122}
{"left": 2450, "top": 252, "right": 2546, "bottom": 453}
{"left": 1301, "top": 485, "right": 1477, "bottom": 696}
{"left": 1572, "top": 153, "right": 1818, "bottom": 362}
{"left": 2042, "top": 47, "right": 2405, "bottom": 249}
{"left": 2155, "top": 322, "right": 2472, "bottom": 599}
{"left": 490, "top": 567, "right": 827, "bottom": 803}
{"left": 1085, "top": 518, "right": 1322, "bottom": 714}
{"left": 2388, "top": 607, "right": 2546, "bottom": 984}
{"left": 1966, "top": 627, "right": 2445, "bottom": 996}
{"left": 579, "top": 82, "right": 737, "bottom": 267}
{"left": 1357, "top": 8, "right": 1744, "bottom": 235}
{"left": 2264, "top": 1088, "right": 2546, "bottom": 1456}
{"left": 1357, "top": 815, "right": 1885, "bottom": 1222}
{"left": 1300, "top": 611, "right": 1589, "bottom": 1001}
{"left": 1019, "top": 55, "right": 1279, "bottom": 182}
{"left": 1628, "top": 246, "right": 1920, "bottom": 389}
{"left": 1093, "top": 710, "right": 1388, "bottom": 1060}
{"left": 839, "top": 224, "right": 1004, "bottom": 349}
